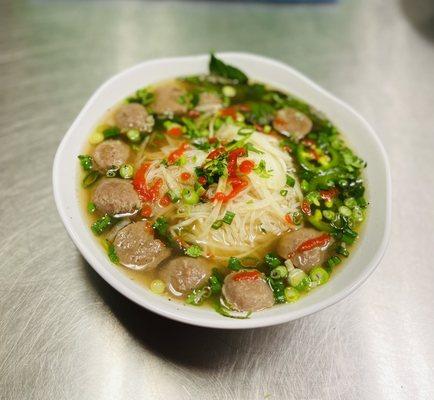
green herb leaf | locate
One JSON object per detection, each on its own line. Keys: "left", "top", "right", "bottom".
{"left": 78, "top": 155, "right": 93, "bottom": 171}
{"left": 222, "top": 211, "right": 235, "bottom": 225}
{"left": 209, "top": 53, "right": 248, "bottom": 84}
{"left": 253, "top": 160, "right": 273, "bottom": 178}
{"left": 103, "top": 127, "right": 120, "bottom": 139}
{"left": 91, "top": 215, "right": 112, "bottom": 235}
{"left": 227, "top": 257, "right": 242, "bottom": 271}
{"left": 107, "top": 242, "right": 119, "bottom": 264}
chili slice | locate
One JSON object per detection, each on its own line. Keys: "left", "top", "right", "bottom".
{"left": 296, "top": 234, "right": 331, "bottom": 253}
{"left": 233, "top": 270, "right": 261, "bottom": 282}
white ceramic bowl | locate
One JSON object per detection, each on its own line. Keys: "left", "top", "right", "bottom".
{"left": 53, "top": 53, "right": 391, "bottom": 329}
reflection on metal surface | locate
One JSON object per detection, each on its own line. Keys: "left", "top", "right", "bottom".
{"left": 0, "top": 0, "right": 433, "bottom": 399}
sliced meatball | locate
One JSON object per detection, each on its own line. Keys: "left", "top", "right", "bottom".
{"left": 195, "top": 92, "right": 222, "bottom": 112}
{"left": 222, "top": 270, "right": 274, "bottom": 312}
{"left": 92, "top": 178, "right": 141, "bottom": 216}
{"left": 272, "top": 107, "right": 313, "bottom": 141}
{"left": 114, "top": 221, "right": 170, "bottom": 270}
{"left": 159, "top": 256, "right": 212, "bottom": 296}
{"left": 276, "top": 227, "right": 335, "bottom": 272}
{"left": 92, "top": 139, "right": 130, "bottom": 171}
{"left": 151, "top": 84, "right": 187, "bottom": 115}
{"left": 114, "top": 103, "right": 151, "bottom": 133}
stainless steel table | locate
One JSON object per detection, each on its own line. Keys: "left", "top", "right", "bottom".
{"left": 1, "top": 0, "right": 433, "bottom": 399}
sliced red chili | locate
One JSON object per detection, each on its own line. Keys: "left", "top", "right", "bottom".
{"left": 301, "top": 200, "right": 312, "bottom": 216}
{"left": 141, "top": 204, "right": 153, "bottom": 218}
{"left": 239, "top": 160, "right": 255, "bottom": 174}
{"left": 296, "top": 234, "right": 331, "bottom": 253}
{"left": 197, "top": 176, "right": 207, "bottom": 186}
{"left": 166, "top": 126, "right": 183, "bottom": 137}
{"left": 159, "top": 194, "right": 171, "bottom": 207}
{"left": 320, "top": 188, "right": 339, "bottom": 202}
{"left": 207, "top": 147, "right": 225, "bottom": 160}
{"left": 168, "top": 142, "right": 188, "bottom": 165}
{"left": 180, "top": 172, "right": 191, "bottom": 181}
{"left": 233, "top": 270, "right": 261, "bottom": 282}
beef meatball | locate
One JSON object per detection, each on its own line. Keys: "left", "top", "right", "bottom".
{"left": 114, "top": 103, "right": 151, "bottom": 133}
{"left": 92, "top": 178, "right": 141, "bottom": 216}
{"left": 114, "top": 221, "right": 170, "bottom": 270}
{"left": 151, "top": 84, "right": 187, "bottom": 115}
{"left": 276, "top": 227, "right": 335, "bottom": 272}
{"left": 222, "top": 270, "right": 274, "bottom": 312}
{"left": 159, "top": 256, "right": 212, "bottom": 296}
{"left": 272, "top": 107, "right": 312, "bottom": 141}
{"left": 92, "top": 139, "right": 130, "bottom": 171}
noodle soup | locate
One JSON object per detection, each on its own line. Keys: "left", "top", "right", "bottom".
{"left": 78, "top": 54, "right": 367, "bottom": 318}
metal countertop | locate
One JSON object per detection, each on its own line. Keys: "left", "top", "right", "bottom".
{"left": 1, "top": 0, "right": 433, "bottom": 399}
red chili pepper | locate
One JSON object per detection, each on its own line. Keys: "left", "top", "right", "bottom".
{"left": 133, "top": 163, "right": 163, "bottom": 202}
{"left": 296, "top": 234, "right": 331, "bottom": 253}
{"left": 168, "top": 142, "right": 188, "bottom": 165}
{"left": 187, "top": 109, "right": 200, "bottom": 118}
{"left": 207, "top": 147, "right": 225, "bottom": 160}
{"left": 159, "top": 194, "right": 171, "bottom": 207}
{"left": 141, "top": 204, "right": 153, "bottom": 218}
{"left": 284, "top": 213, "right": 293, "bottom": 224}
{"left": 239, "top": 159, "right": 255, "bottom": 174}
{"left": 227, "top": 147, "right": 246, "bottom": 178}
{"left": 320, "top": 188, "right": 339, "bottom": 202}
{"left": 213, "top": 176, "right": 248, "bottom": 203}
{"left": 166, "top": 126, "right": 183, "bottom": 137}
{"left": 301, "top": 200, "right": 312, "bottom": 216}
{"left": 233, "top": 270, "right": 261, "bottom": 282}
{"left": 220, "top": 106, "right": 238, "bottom": 119}
{"left": 197, "top": 176, "right": 207, "bottom": 185}
{"left": 180, "top": 172, "right": 191, "bottom": 181}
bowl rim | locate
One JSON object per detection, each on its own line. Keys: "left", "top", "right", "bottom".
{"left": 53, "top": 52, "right": 392, "bottom": 329}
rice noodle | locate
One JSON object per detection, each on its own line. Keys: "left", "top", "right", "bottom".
{"left": 139, "top": 124, "right": 301, "bottom": 260}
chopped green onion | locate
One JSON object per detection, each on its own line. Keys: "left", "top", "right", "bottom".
{"left": 186, "top": 286, "right": 212, "bottom": 305}
{"left": 211, "top": 220, "right": 224, "bottom": 230}
{"left": 222, "top": 211, "right": 235, "bottom": 225}
{"left": 336, "top": 245, "right": 349, "bottom": 257}
{"left": 150, "top": 279, "right": 166, "bottom": 294}
{"left": 82, "top": 170, "right": 101, "bottom": 188}
{"left": 352, "top": 206, "right": 364, "bottom": 222}
{"left": 286, "top": 175, "right": 296, "bottom": 187}
{"left": 267, "top": 278, "right": 286, "bottom": 303}
{"left": 327, "top": 255, "right": 342, "bottom": 269}
{"left": 238, "top": 127, "right": 254, "bottom": 136}
{"left": 270, "top": 266, "right": 288, "bottom": 279}
{"left": 119, "top": 164, "right": 134, "bottom": 179}
{"left": 222, "top": 85, "right": 236, "bottom": 97}
{"left": 167, "top": 190, "right": 180, "bottom": 203}
{"left": 87, "top": 202, "right": 96, "bottom": 214}
{"left": 228, "top": 257, "right": 242, "bottom": 271}
{"left": 185, "top": 244, "right": 203, "bottom": 258}
{"left": 106, "top": 168, "right": 117, "bottom": 178}
{"left": 107, "top": 242, "right": 119, "bottom": 264}
{"left": 309, "top": 267, "right": 329, "bottom": 285}
{"left": 182, "top": 188, "right": 199, "bottom": 205}
{"left": 280, "top": 189, "right": 288, "bottom": 197}
{"left": 300, "top": 180, "right": 309, "bottom": 192}
{"left": 292, "top": 211, "right": 303, "bottom": 225}
{"left": 339, "top": 206, "right": 352, "bottom": 217}
{"left": 284, "top": 287, "right": 300, "bottom": 303}
{"left": 209, "top": 269, "right": 223, "bottom": 293}
{"left": 344, "top": 197, "right": 357, "bottom": 209}
{"left": 325, "top": 200, "right": 334, "bottom": 208}
{"left": 288, "top": 268, "right": 311, "bottom": 292}
{"left": 89, "top": 131, "right": 104, "bottom": 145}
{"left": 263, "top": 125, "right": 271, "bottom": 133}
{"left": 323, "top": 210, "right": 335, "bottom": 220}
{"left": 176, "top": 155, "right": 187, "bottom": 166}
{"left": 91, "top": 215, "right": 112, "bottom": 235}
{"left": 264, "top": 253, "right": 282, "bottom": 268}
{"left": 103, "top": 127, "right": 120, "bottom": 139}
{"left": 78, "top": 155, "right": 93, "bottom": 171}
{"left": 127, "top": 129, "right": 141, "bottom": 143}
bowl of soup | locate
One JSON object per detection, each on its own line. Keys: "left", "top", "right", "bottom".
{"left": 53, "top": 53, "right": 391, "bottom": 329}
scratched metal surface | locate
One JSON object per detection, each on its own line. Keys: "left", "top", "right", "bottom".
{"left": 1, "top": 0, "right": 433, "bottom": 399}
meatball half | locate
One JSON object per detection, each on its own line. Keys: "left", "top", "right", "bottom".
{"left": 151, "top": 84, "right": 187, "bottom": 115}
{"left": 92, "top": 139, "right": 130, "bottom": 172}
{"left": 222, "top": 270, "right": 274, "bottom": 313}
{"left": 272, "top": 107, "right": 313, "bottom": 141}
{"left": 159, "top": 257, "right": 212, "bottom": 296}
{"left": 92, "top": 178, "right": 141, "bottom": 216}
{"left": 114, "top": 221, "right": 170, "bottom": 270}
{"left": 114, "top": 103, "right": 151, "bottom": 133}
{"left": 276, "top": 227, "right": 335, "bottom": 272}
